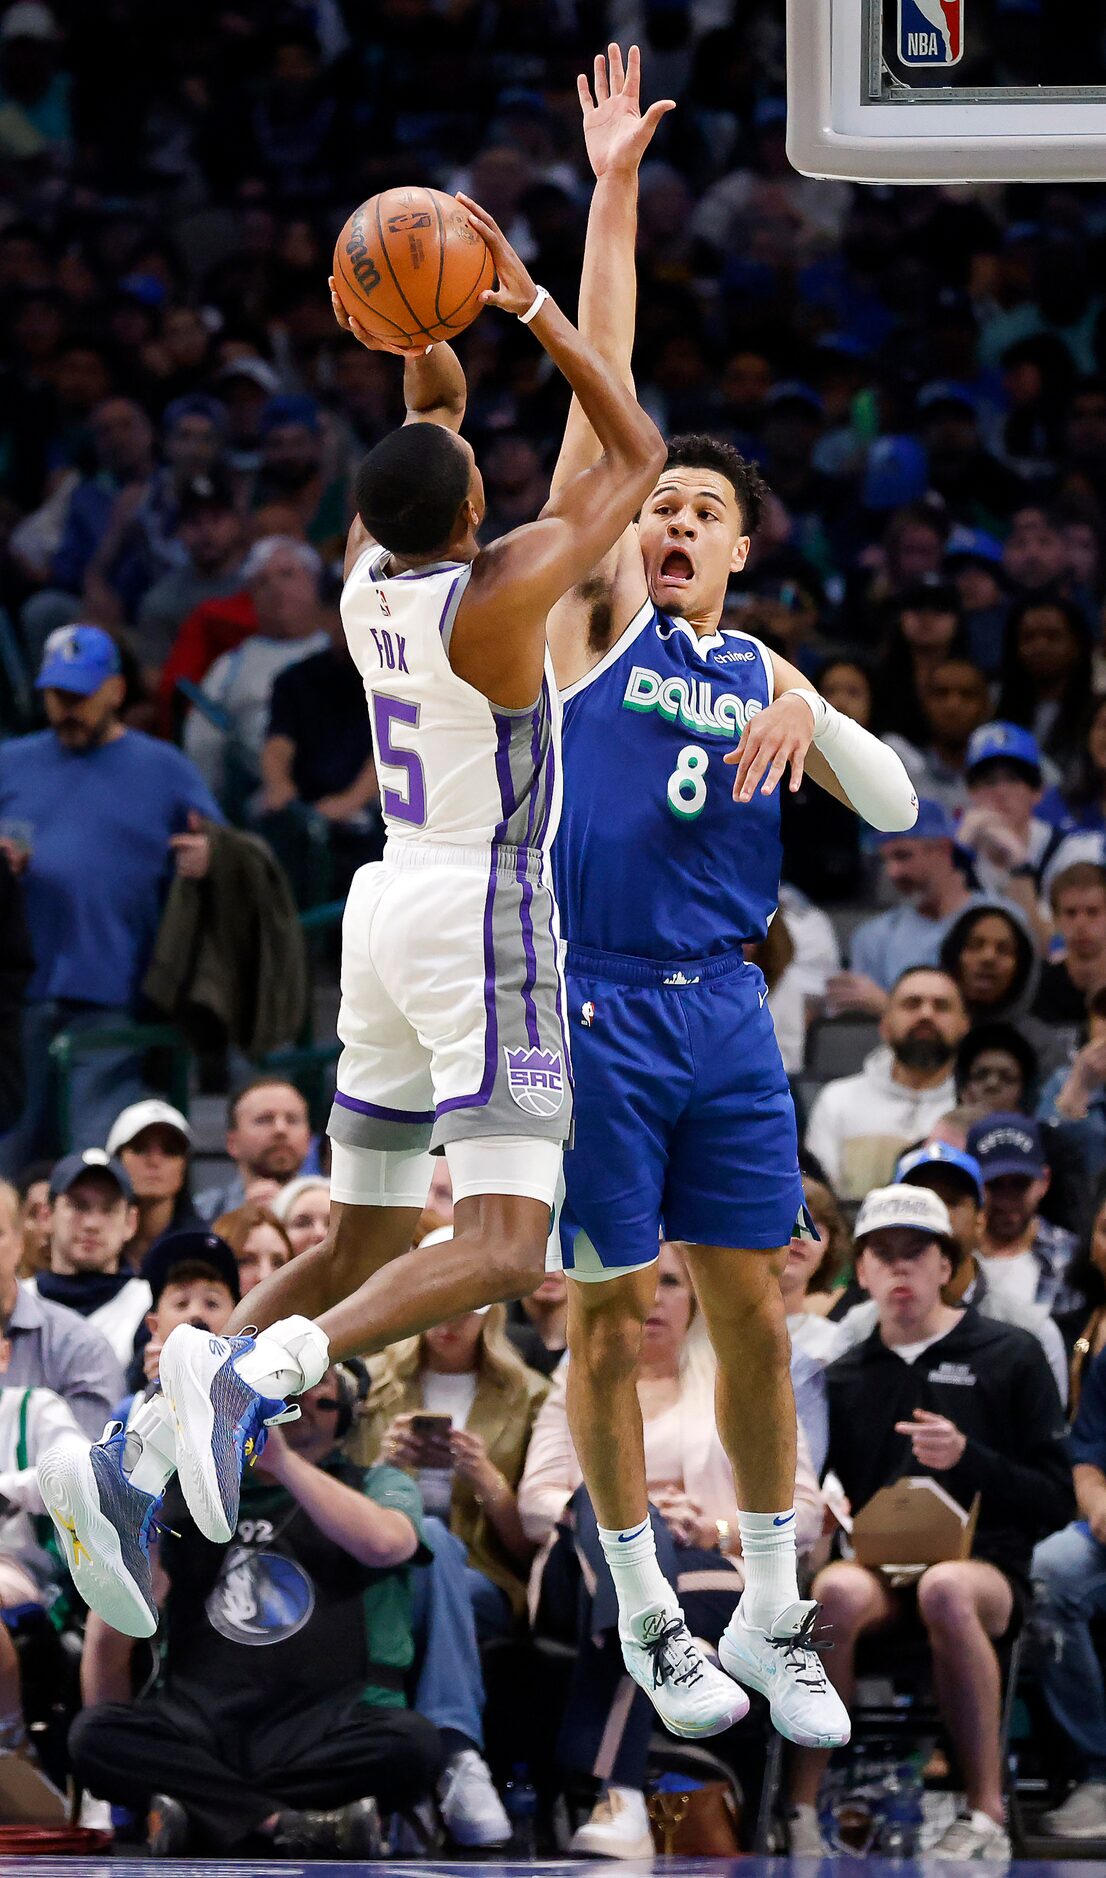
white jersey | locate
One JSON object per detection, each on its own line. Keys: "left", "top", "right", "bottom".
{"left": 342, "top": 546, "right": 561, "bottom": 855}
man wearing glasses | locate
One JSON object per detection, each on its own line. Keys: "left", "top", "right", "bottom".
{"left": 785, "top": 1183, "right": 1073, "bottom": 1861}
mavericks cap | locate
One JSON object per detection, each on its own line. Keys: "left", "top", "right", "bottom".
{"left": 853, "top": 1183, "right": 956, "bottom": 1251}
{"left": 49, "top": 1149, "right": 133, "bottom": 1202}
{"left": 965, "top": 720, "right": 1042, "bottom": 785}
{"left": 141, "top": 1229, "right": 241, "bottom": 1305}
{"left": 895, "top": 1141, "right": 984, "bottom": 1206}
{"left": 106, "top": 1100, "right": 192, "bottom": 1159}
{"left": 966, "top": 1112, "right": 1047, "bottom": 1182}
{"left": 36, "top": 624, "right": 121, "bottom": 697}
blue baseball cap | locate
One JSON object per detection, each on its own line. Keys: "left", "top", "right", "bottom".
{"left": 945, "top": 526, "right": 1004, "bottom": 568}
{"left": 965, "top": 720, "right": 1042, "bottom": 784}
{"left": 896, "top": 1142, "right": 984, "bottom": 1206}
{"left": 966, "top": 1112, "right": 1046, "bottom": 1183}
{"left": 877, "top": 796, "right": 954, "bottom": 844}
{"left": 862, "top": 436, "right": 929, "bottom": 511}
{"left": 917, "top": 379, "right": 979, "bottom": 416}
{"left": 36, "top": 624, "right": 122, "bottom": 697}
{"left": 258, "top": 394, "right": 321, "bottom": 437}
{"left": 141, "top": 1229, "right": 240, "bottom": 1306}
{"left": 49, "top": 1148, "right": 132, "bottom": 1202}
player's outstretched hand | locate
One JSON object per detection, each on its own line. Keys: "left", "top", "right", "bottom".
{"left": 724, "top": 694, "right": 816, "bottom": 803}
{"left": 579, "top": 44, "right": 675, "bottom": 180}
{"left": 456, "top": 194, "right": 539, "bottom": 317}
{"left": 328, "top": 275, "right": 431, "bottom": 359}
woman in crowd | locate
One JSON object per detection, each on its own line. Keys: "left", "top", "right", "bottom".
{"left": 518, "top": 1241, "right": 824, "bottom": 1861}
{"left": 506, "top": 1268, "right": 568, "bottom": 1379}
{"left": 781, "top": 1179, "right": 850, "bottom": 1363}
{"left": 955, "top": 1021, "right": 1040, "bottom": 1116}
{"left": 106, "top": 1102, "right": 202, "bottom": 1270}
{"left": 354, "top": 1226, "right": 549, "bottom": 1641}
{"left": 939, "top": 901, "right": 1057, "bottom": 1063}
{"left": 212, "top": 1201, "right": 293, "bottom": 1296}
{"left": 872, "top": 583, "right": 966, "bottom": 747}
{"left": 1037, "top": 694, "right": 1106, "bottom": 842}
{"left": 272, "top": 1175, "right": 330, "bottom": 1257}
{"left": 998, "top": 594, "right": 1093, "bottom": 773}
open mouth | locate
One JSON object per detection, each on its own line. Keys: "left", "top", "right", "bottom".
{"left": 659, "top": 548, "right": 694, "bottom": 584}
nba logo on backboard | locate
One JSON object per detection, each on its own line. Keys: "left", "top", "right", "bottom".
{"left": 898, "top": 0, "right": 963, "bottom": 67}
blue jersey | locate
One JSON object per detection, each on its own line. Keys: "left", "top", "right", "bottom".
{"left": 554, "top": 602, "right": 781, "bottom": 961}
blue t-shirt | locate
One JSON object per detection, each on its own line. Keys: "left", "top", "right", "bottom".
{"left": 0, "top": 729, "right": 221, "bottom": 1007}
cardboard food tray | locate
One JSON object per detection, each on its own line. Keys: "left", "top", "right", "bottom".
{"left": 851, "top": 1476, "right": 979, "bottom": 1579}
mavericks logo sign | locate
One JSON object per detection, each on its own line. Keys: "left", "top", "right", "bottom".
{"left": 504, "top": 1048, "right": 564, "bottom": 1118}
{"left": 622, "top": 666, "right": 762, "bottom": 739}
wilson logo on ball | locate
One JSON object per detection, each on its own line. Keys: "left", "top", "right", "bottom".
{"left": 344, "top": 216, "right": 381, "bottom": 295}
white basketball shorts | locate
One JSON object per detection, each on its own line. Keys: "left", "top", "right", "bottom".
{"left": 328, "top": 842, "right": 573, "bottom": 1160}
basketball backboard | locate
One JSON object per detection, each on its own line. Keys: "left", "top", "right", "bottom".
{"left": 787, "top": 0, "right": 1106, "bottom": 183}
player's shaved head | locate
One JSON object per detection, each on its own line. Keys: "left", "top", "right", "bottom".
{"left": 356, "top": 423, "right": 474, "bottom": 557}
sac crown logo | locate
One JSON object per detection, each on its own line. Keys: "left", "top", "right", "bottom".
{"left": 898, "top": 0, "right": 962, "bottom": 67}
{"left": 504, "top": 1047, "right": 565, "bottom": 1118}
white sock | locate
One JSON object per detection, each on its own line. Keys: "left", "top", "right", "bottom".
{"left": 234, "top": 1316, "right": 331, "bottom": 1398}
{"left": 733, "top": 1508, "right": 800, "bottom": 1629}
{"left": 598, "top": 1517, "right": 675, "bottom": 1627}
{"left": 121, "top": 1393, "right": 178, "bottom": 1498}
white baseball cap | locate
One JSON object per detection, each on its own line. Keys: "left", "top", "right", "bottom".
{"left": 853, "top": 1183, "right": 955, "bottom": 1250}
{"left": 417, "top": 1224, "right": 491, "bottom": 1312}
{"left": 106, "top": 1099, "right": 192, "bottom": 1158}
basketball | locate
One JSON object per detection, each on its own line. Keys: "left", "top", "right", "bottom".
{"left": 333, "top": 186, "right": 496, "bottom": 348}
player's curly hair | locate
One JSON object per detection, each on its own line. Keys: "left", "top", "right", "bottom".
{"left": 355, "top": 423, "right": 471, "bottom": 557}
{"left": 664, "top": 434, "right": 769, "bottom": 535}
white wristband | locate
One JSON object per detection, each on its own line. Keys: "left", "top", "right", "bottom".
{"left": 518, "top": 285, "right": 549, "bottom": 326}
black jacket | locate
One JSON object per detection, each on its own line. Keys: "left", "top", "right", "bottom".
{"left": 824, "top": 1306, "right": 1074, "bottom": 1586}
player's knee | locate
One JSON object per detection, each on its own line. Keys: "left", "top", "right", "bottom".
{"left": 488, "top": 1226, "right": 548, "bottom": 1300}
{"left": 571, "top": 1300, "right": 646, "bottom": 1383}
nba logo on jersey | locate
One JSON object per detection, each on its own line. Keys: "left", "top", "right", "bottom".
{"left": 898, "top": 0, "right": 962, "bottom": 66}
{"left": 504, "top": 1048, "right": 565, "bottom": 1118}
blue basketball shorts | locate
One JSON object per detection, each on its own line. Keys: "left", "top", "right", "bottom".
{"left": 558, "top": 945, "right": 805, "bottom": 1277}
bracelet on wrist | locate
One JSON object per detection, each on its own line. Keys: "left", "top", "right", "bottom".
{"left": 518, "top": 285, "right": 549, "bottom": 326}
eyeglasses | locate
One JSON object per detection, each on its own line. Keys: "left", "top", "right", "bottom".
{"left": 310, "top": 1395, "right": 342, "bottom": 1413}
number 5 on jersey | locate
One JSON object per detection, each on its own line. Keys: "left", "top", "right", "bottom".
{"left": 372, "top": 693, "right": 427, "bottom": 827}
{"left": 668, "top": 744, "right": 709, "bottom": 821}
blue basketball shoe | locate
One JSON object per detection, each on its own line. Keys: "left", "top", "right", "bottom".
{"left": 158, "top": 1324, "right": 297, "bottom": 1543}
{"left": 38, "top": 1425, "right": 162, "bottom": 1638}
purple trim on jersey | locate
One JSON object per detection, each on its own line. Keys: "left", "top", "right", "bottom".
{"left": 435, "top": 853, "right": 499, "bottom": 1119}
{"left": 492, "top": 713, "right": 517, "bottom": 839}
{"left": 523, "top": 700, "right": 544, "bottom": 849}
{"left": 437, "top": 571, "right": 463, "bottom": 636}
{"left": 535, "top": 725, "right": 556, "bottom": 849}
{"left": 333, "top": 1090, "right": 435, "bottom": 1124}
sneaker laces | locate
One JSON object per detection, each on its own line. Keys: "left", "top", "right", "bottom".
{"left": 768, "top": 1606, "right": 832, "bottom": 1691}
{"left": 642, "top": 1616, "right": 705, "bottom": 1692}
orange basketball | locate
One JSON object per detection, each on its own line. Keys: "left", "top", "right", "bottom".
{"left": 333, "top": 186, "right": 495, "bottom": 348}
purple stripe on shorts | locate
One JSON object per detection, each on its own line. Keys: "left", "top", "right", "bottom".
{"left": 334, "top": 1090, "right": 435, "bottom": 1124}
{"left": 517, "top": 865, "right": 540, "bottom": 1047}
{"left": 435, "top": 852, "right": 499, "bottom": 1118}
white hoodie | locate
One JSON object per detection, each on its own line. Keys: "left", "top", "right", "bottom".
{"left": 804, "top": 1046, "right": 957, "bottom": 1201}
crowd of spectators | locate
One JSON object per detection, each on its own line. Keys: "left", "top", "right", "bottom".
{"left": 3, "top": 0, "right": 1106, "bottom": 1859}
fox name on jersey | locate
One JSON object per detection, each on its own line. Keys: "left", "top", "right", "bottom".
{"left": 342, "top": 547, "right": 561, "bottom": 855}
{"left": 555, "top": 604, "right": 781, "bottom": 962}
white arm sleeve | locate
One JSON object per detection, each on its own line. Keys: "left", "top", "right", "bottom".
{"left": 791, "top": 690, "right": 919, "bottom": 833}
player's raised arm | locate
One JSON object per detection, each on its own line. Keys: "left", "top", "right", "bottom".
{"left": 450, "top": 199, "right": 665, "bottom": 710}
{"left": 724, "top": 648, "right": 919, "bottom": 833}
{"left": 547, "top": 46, "right": 674, "bottom": 680}
{"left": 332, "top": 278, "right": 468, "bottom": 575}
